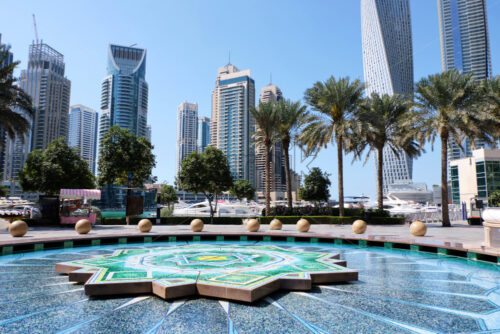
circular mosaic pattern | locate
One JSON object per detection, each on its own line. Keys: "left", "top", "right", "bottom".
{"left": 0, "top": 242, "right": 499, "bottom": 333}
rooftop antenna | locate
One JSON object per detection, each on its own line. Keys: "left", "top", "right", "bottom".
{"left": 129, "top": 43, "right": 137, "bottom": 47}
{"left": 32, "top": 14, "right": 39, "bottom": 44}
{"left": 270, "top": 73, "right": 273, "bottom": 85}
{"left": 228, "top": 50, "right": 231, "bottom": 65}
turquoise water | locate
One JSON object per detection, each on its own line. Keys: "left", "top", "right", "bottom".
{"left": 0, "top": 241, "right": 499, "bottom": 333}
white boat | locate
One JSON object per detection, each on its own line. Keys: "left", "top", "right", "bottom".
{"left": 173, "top": 201, "right": 260, "bottom": 217}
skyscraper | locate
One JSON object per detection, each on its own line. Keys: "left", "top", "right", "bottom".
{"left": 361, "top": 0, "right": 414, "bottom": 194}
{"left": 3, "top": 42, "right": 70, "bottom": 189}
{"left": 99, "top": 44, "right": 148, "bottom": 142}
{"left": 23, "top": 43, "right": 71, "bottom": 151}
{"left": 176, "top": 102, "right": 198, "bottom": 172}
{"left": 146, "top": 124, "right": 152, "bottom": 142}
{"left": 197, "top": 116, "right": 210, "bottom": 153}
{"left": 0, "top": 34, "right": 14, "bottom": 181}
{"left": 211, "top": 63, "right": 256, "bottom": 185}
{"left": 68, "top": 105, "right": 99, "bottom": 174}
{"left": 255, "top": 84, "right": 286, "bottom": 193}
{"left": 438, "top": 0, "right": 493, "bottom": 163}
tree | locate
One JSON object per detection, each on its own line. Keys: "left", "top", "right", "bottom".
{"left": 19, "top": 138, "right": 95, "bottom": 194}
{"left": 352, "top": 93, "right": 421, "bottom": 210}
{"left": 97, "top": 126, "right": 156, "bottom": 187}
{"left": 275, "top": 99, "right": 309, "bottom": 208}
{"left": 230, "top": 180, "right": 256, "bottom": 201}
{"left": 489, "top": 191, "right": 500, "bottom": 207}
{"left": 0, "top": 46, "right": 34, "bottom": 149}
{"left": 300, "top": 76, "right": 364, "bottom": 216}
{"left": 159, "top": 184, "right": 178, "bottom": 209}
{"left": 483, "top": 76, "right": 500, "bottom": 139}
{"left": 250, "top": 102, "right": 281, "bottom": 216}
{"left": 177, "top": 146, "right": 233, "bottom": 221}
{"left": 297, "top": 167, "right": 331, "bottom": 204}
{"left": 414, "top": 70, "right": 497, "bottom": 227}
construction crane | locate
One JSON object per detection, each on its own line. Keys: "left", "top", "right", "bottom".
{"left": 32, "top": 14, "right": 39, "bottom": 44}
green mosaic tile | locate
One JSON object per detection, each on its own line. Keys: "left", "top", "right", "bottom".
{"left": 410, "top": 244, "right": 420, "bottom": 252}
{"left": 118, "top": 238, "right": 127, "bottom": 244}
{"left": 263, "top": 236, "right": 271, "bottom": 242}
{"left": 287, "top": 237, "right": 295, "bottom": 243}
{"left": 216, "top": 236, "right": 224, "bottom": 241}
{"left": 91, "top": 239, "right": 100, "bottom": 246}
{"left": 334, "top": 239, "right": 342, "bottom": 245}
{"left": 34, "top": 243, "right": 44, "bottom": 251}
{"left": 168, "top": 236, "right": 176, "bottom": 242}
{"left": 144, "top": 237, "right": 153, "bottom": 243}
{"left": 64, "top": 241, "right": 73, "bottom": 249}
{"left": 240, "top": 236, "right": 248, "bottom": 241}
{"left": 310, "top": 238, "right": 319, "bottom": 243}
{"left": 193, "top": 236, "right": 201, "bottom": 241}
{"left": 2, "top": 246, "right": 13, "bottom": 255}
{"left": 467, "top": 252, "right": 478, "bottom": 261}
{"left": 359, "top": 240, "right": 367, "bottom": 248}
{"left": 384, "top": 242, "right": 392, "bottom": 249}
{"left": 438, "top": 248, "right": 448, "bottom": 256}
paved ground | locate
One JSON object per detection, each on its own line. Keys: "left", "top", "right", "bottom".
{"left": 1, "top": 219, "right": 496, "bottom": 256}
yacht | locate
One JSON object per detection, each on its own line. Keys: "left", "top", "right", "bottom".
{"left": 172, "top": 201, "right": 260, "bottom": 217}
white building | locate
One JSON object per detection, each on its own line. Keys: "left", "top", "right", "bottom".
{"left": 210, "top": 63, "right": 256, "bottom": 186}
{"left": 68, "top": 105, "right": 99, "bottom": 174}
{"left": 361, "top": 0, "right": 414, "bottom": 194}
{"left": 176, "top": 102, "right": 198, "bottom": 173}
{"left": 450, "top": 148, "right": 500, "bottom": 211}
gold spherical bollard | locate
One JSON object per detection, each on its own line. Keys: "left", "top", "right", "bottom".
{"left": 190, "top": 219, "right": 204, "bottom": 232}
{"left": 138, "top": 219, "right": 152, "bottom": 232}
{"left": 269, "top": 218, "right": 282, "bottom": 230}
{"left": 9, "top": 220, "right": 28, "bottom": 237}
{"left": 410, "top": 220, "right": 427, "bottom": 237}
{"left": 75, "top": 219, "right": 92, "bottom": 234}
{"left": 296, "top": 218, "right": 310, "bottom": 232}
{"left": 247, "top": 219, "right": 260, "bottom": 232}
{"left": 352, "top": 219, "right": 367, "bottom": 234}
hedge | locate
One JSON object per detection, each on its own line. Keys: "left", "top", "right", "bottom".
{"left": 100, "top": 215, "right": 404, "bottom": 225}
{"left": 264, "top": 206, "right": 391, "bottom": 218}
{"left": 259, "top": 216, "right": 404, "bottom": 225}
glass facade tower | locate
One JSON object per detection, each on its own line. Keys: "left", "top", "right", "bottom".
{"left": 176, "top": 102, "right": 198, "bottom": 173}
{"left": 197, "top": 116, "right": 210, "bottom": 153}
{"left": 68, "top": 105, "right": 99, "bottom": 174}
{"left": 361, "top": 0, "right": 414, "bottom": 194}
{"left": 99, "top": 44, "right": 148, "bottom": 142}
{"left": 438, "top": 0, "right": 493, "bottom": 167}
{"left": 211, "top": 63, "right": 255, "bottom": 186}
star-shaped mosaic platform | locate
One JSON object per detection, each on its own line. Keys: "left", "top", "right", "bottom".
{"left": 55, "top": 244, "right": 358, "bottom": 302}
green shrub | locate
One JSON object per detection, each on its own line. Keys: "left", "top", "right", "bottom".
{"left": 259, "top": 216, "right": 403, "bottom": 225}
{"left": 91, "top": 206, "right": 102, "bottom": 224}
{"left": 160, "top": 207, "right": 174, "bottom": 218}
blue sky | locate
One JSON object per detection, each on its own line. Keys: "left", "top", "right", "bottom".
{"left": 1, "top": 0, "right": 499, "bottom": 200}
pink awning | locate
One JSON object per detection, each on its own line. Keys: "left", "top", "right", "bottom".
{"left": 59, "top": 189, "right": 101, "bottom": 200}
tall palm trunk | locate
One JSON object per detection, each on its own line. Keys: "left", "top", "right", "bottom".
{"left": 377, "top": 146, "right": 384, "bottom": 210}
{"left": 337, "top": 134, "right": 344, "bottom": 216}
{"left": 265, "top": 142, "right": 271, "bottom": 216}
{"left": 440, "top": 134, "right": 451, "bottom": 227}
{"left": 283, "top": 140, "right": 293, "bottom": 208}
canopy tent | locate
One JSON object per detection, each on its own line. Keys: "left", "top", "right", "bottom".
{"left": 59, "top": 189, "right": 101, "bottom": 200}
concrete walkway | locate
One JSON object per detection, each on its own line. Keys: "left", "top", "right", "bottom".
{"left": 1, "top": 220, "right": 497, "bottom": 257}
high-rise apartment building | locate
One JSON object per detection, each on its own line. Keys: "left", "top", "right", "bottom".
{"left": 3, "top": 42, "right": 70, "bottom": 189}
{"left": 438, "top": 0, "right": 493, "bottom": 164}
{"left": 255, "top": 84, "right": 286, "bottom": 192}
{"left": 197, "top": 117, "right": 210, "bottom": 153}
{"left": 146, "top": 124, "right": 152, "bottom": 142}
{"left": 23, "top": 43, "right": 71, "bottom": 151}
{"left": 361, "top": 0, "right": 414, "bottom": 194}
{"left": 68, "top": 105, "right": 99, "bottom": 174}
{"left": 99, "top": 44, "right": 148, "bottom": 142}
{"left": 0, "top": 34, "right": 14, "bottom": 181}
{"left": 176, "top": 102, "right": 198, "bottom": 172}
{"left": 210, "top": 63, "right": 256, "bottom": 185}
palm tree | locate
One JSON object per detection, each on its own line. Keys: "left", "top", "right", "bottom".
{"left": 0, "top": 46, "right": 33, "bottom": 147}
{"left": 482, "top": 76, "right": 500, "bottom": 139}
{"left": 415, "top": 70, "right": 496, "bottom": 227}
{"left": 300, "top": 76, "right": 364, "bottom": 216}
{"left": 352, "top": 93, "right": 421, "bottom": 210}
{"left": 250, "top": 102, "right": 281, "bottom": 216}
{"left": 275, "top": 99, "right": 308, "bottom": 208}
